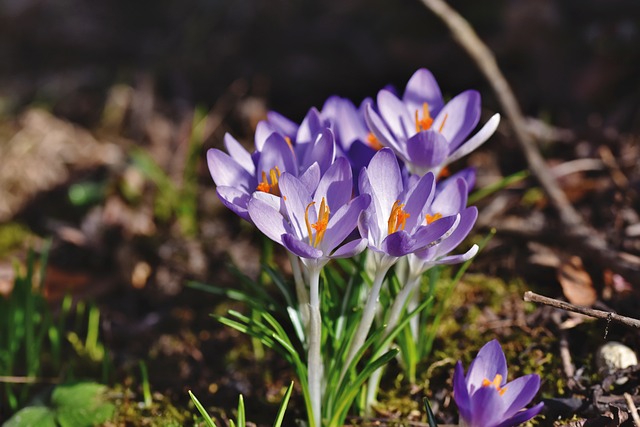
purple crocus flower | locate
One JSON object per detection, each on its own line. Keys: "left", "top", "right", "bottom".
{"left": 207, "top": 122, "right": 336, "bottom": 222}
{"left": 320, "top": 96, "right": 379, "bottom": 172}
{"left": 408, "top": 176, "right": 479, "bottom": 278}
{"left": 454, "top": 340, "right": 544, "bottom": 427}
{"left": 357, "top": 148, "right": 458, "bottom": 265}
{"left": 247, "top": 157, "right": 370, "bottom": 269}
{"left": 365, "top": 68, "right": 500, "bottom": 177}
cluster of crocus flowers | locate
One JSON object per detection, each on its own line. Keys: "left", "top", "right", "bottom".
{"left": 454, "top": 340, "right": 544, "bottom": 427}
{"left": 207, "top": 67, "right": 504, "bottom": 426}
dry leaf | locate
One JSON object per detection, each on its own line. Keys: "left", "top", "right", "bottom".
{"left": 557, "top": 256, "right": 597, "bottom": 306}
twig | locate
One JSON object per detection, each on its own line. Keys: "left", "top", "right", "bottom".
{"left": 558, "top": 331, "right": 575, "bottom": 379}
{"left": 523, "top": 291, "right": 640, "bottom": 329}
{"left": 0, "top": 376, "right": 60, "bottom": 384}
{"left": 417, "top": 0, "right": 640, "bottom": 284}
{"left": 624, "top": 392, "right": 640, "bottom": 427}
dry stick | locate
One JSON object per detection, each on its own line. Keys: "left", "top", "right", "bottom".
{"left": 417, "top": 0, "right": 640, "bottom": 284}
{"left": 524, "top": 291, "right": 640, "bottom": 330}
{"left": 625, "top": 392, "right": 640, "bottom": 427}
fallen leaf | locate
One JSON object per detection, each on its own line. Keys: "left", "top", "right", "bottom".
{"left": 557, "top": 256, "right": 597, "bottom": 306}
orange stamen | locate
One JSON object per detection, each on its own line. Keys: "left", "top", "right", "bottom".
{"left": 284, "top": 136, "right": 294, "bottom": 151}
{"left": 305, "top": 198, "right": 330, "bottom": 247}
{"left": 425, "top": 212, "right": 442, "bottom": 225}
{"left": 437, "top": 166, "right": 451, "bottom": 179}
{"left": 388, "top": 201, "right": 410, "bottom": 234}
{"left": 438, "top": 113, "right": 448, "bottom": 133}
{"left": 256, "top": 166, "right": 281, "bottom": 196}
{"left": 415, "top": 102, "right": 434, "bottom": 133}
{"left": 481, "top": 374, "right": 507, "bottom": 396}
{"left": 366, "top": 132, "right": 384, "bottom": 150}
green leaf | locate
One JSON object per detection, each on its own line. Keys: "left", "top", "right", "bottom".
{"left": 3, "top": 406, "right": 57, "bottom": 427}
{"left": 188, "top": 390, "right": 217, "bottom": 427}
{"left": 52, "top": 382, "right": 114, "bottom": 427}
{"left": 237, "top": 394, "right": 245, "bottom": 427}
{"left": 4, "top": 382, "right": 114, "bottom": 427}
{"left": 273, "top": 382, "right": 294, "bottom": 427}
{"left": 423, "top": 397, "right": 438, "bottom": 427}
{"left": 468, "top": 169, "right": 529, "bottom": 204}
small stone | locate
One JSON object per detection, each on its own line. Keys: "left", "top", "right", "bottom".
{"left": 596, "top": 341, "right": 638, "bottom": 383}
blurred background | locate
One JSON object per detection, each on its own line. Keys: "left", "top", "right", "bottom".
{"left": 1, "top": 0, "right": 639, "bottom": 129}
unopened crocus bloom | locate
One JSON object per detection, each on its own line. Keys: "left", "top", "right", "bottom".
{"left": 454, "top": 340, "right": 544, "bottom": 427}
{"left": 365, "top": 68, "right": 500, "bottom": 177}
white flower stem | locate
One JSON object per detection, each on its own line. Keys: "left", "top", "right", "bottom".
{"left": 365, "top": 275, "right": 421, "bottom": 412}
{"left": 288, "top": 252, "right": 310, "bottom": 328}
{"left": 340, "top": 262, "right": 392, "bottom": 382}
{"left": 308, "top": 266, "right": 323, "bottom": 427}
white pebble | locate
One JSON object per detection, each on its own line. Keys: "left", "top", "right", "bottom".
{"left": 596, "top": 341, "right": 638, "bottom": 375}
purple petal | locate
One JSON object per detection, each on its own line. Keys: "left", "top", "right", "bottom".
{"left": 322, "top": 97, "right": 367, "bottom": 149}
{"left": 410, "top": 215, "right": 458, "bottom": 252}
{"left": 282, "top": 234, "right": 323, "bottom": 259}
{"left": 315, "top": 157, "right": 354, "bottom": 214}
{"left": 216, "top": 186, "right": 251, "bottom": 221}
{"left": 254, "top": 121, "right": 275, "bottom": 151}
{"left": 224, "top": 133, "right": 255, "bottom": 175}
{"left": 432, "top": 178, "right": 468, "bottom": 216}
{"left": 501, "top": 374, "right": 541, "bottom": 420}
{"left": 430, "top": 245, "right": 478, "bottom": 265}
{"left": 365, "top": 148, "right": 403, "bottom": 225}
{"left": 346, "top": 140, "right": 377, "bottom": 173}
{"left": 447, "top": 113, "right": 500, "bottom": 164}
{"left": 405, "top": 131, "right": 449, "bottom": 171}
{"left": 331, "top": 238, "right": 368, "bottom": 258}
{"left": 402, "top": 68, "right": 444, "bottom": 117}
{"left": 267, "top": 111, "right": 299, "bottom": 140}
{"left": 299, "top": 162, "right": 321, "bottom": 193}
{"left": 402, "top": 172, "right": 435, "bottom": 232}
{"left": 453, "top": 361, "right": 473, "bottom": 424}
{"left": 258, "top": 133, "right": 298, "bottom": 177}
{"left": 247, "top": 197, "right": 289, "bottom": 244}
{"left": 364, "top": 104, "right": 399, "bottom": 154}
{"left": 358, "top": 209, "right": 380, "bottom": 246}
{"left": 438, "top": 167, "right": 476, "bottom": 193}
{"left": 435, "top": 90, "right": 481, "bottom": 151}
{"left": 302, "top": 127, "right": 336, "bottom": 175}
{"left": 377, "top": 89, "right": 413, "bottom": 139}
{"left": 494, "top": 403, "right": 544, "bottom": 427}
{"left": 321, "top": 194, "right": 370, "bottom": 253}
{"left": 207, "top": 149, "right": 254, "bottom": 190}
{"left": 432, "top": 207, "right": 478, "bottom": 256}
{"left": 279, "top": 173, "right": 313, "bottom": 240}
{"left": 297, "top": 107, "right": 324, "bottom": 146}
{"left": 468, "top": 385, "right": 506, "bottom": 427}
{"left": 466, "top": 340, "right": 508, "bottom": 392}
{"left": 381, "top": 230, "right": 415, "bottom": 257}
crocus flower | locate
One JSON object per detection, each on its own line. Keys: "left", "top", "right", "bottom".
{"left": 247, "top": 157, "right": 370, "bottom": 269}
{"left": 454, "top": 340, "right": 544, "bottom": 427}
{"left": 364, "top": 68, "right": 500, "bottom": 177}
{"left": 358, "top": 148, "right": 458, "bottom": 268}
{"left": 320, "top": 96, "right": 379, "bottom": 172}
{"left": 207, "top": 122, "right": 336, "bottom": 221}
{"left": 408, "top": 175, "right": 479, "bottom": 280}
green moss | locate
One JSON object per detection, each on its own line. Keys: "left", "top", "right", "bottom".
{"left": 0, "top": 222, "right": 36, "bottom": 256}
